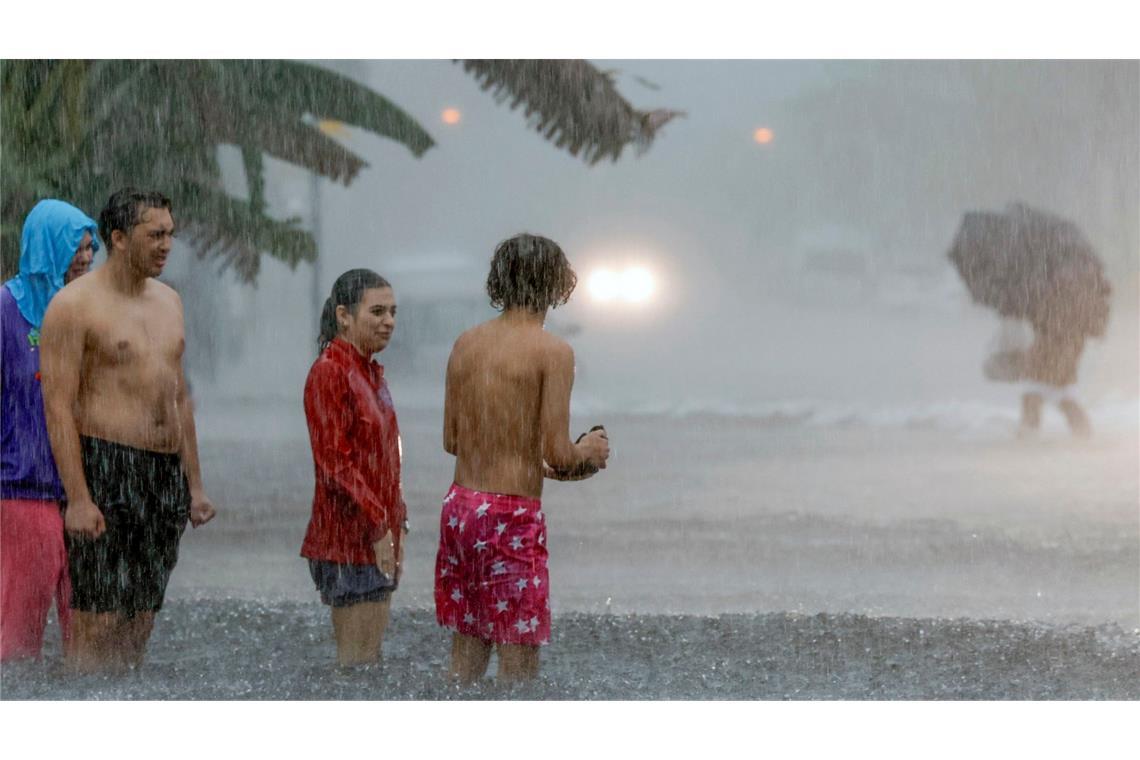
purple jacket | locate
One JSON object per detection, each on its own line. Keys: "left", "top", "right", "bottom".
{"left": 1, "top": 284, "right": 64, "bottom": 501}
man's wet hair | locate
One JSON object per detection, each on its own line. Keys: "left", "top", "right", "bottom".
{"left": 98, "top": 188, "right": 172, "bottom": 253}
{"left": 486, "top": 233, "right": 577, "bottom": 312}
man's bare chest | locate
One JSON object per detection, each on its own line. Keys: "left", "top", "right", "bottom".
{"left": 85, "top": 305, "right": 184, "bottom": 369}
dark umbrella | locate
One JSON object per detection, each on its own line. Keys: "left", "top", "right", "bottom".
{"left": 948, "top": 202, "right": 1111, "bottom": 337}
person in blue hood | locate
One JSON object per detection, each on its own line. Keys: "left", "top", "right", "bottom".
{"left": 1, "top": 199, "right": 98, "bottom": 661}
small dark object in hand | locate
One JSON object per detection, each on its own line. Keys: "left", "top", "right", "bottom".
{"left": 575, "top": 425, "right": 606, "bottom": 444}
{"left": 548, "top": 426, "right": 606, "bottom": 479}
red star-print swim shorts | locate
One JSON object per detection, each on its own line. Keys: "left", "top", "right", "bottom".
{"left": 434, "top": 482, "right": 551, "bottom": 646}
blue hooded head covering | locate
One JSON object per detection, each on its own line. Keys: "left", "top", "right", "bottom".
{"left": 5, "top": 199, "right": 100, "bottom": 328}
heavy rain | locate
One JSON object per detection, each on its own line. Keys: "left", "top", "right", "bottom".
{"left": 1, "top": 18, "right": 1138, "bottom": 726}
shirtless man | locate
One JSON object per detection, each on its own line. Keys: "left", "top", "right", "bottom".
{"left": 433, "top": 233, "right": 610, "bottom": 684}
{"left": 40, "top": 188, "right": 216, "bottom": 672}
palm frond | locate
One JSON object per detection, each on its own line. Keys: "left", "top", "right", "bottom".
{"left": 459, "top": 59, "right": 683, "bottom": 165}
{"left": 178, "top": 183, "right": 317, "bottom": 283}
{"left": 218, "top": 118, "right": 367, "bottom": 185}
{"left": 218, "top": 60, "right": 436, "bottom": 160}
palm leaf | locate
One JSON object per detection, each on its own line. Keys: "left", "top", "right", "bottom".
{"left": 177, "top": 183, "right": 316, "bottom": 282}
{"left": 217, "top": 60, "right": 435, "bottom": 162}
{"left": 1, "top": 60, "right": 96, "bottom": 278}
{"left": 459, "top": 59, "right": 683, "bottom": 165}
{"left": 219, "top": 118, "right": 368, "bottom": 185}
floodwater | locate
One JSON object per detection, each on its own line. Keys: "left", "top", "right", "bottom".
{"left": 5, "top": 604, "right": 1137, "bottom": 699}
{"left": 4, "top": 404, "right": 1137, "bottom": 700}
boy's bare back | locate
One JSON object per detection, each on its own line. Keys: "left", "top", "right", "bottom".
{"left": 445, "top": 315, "right": 578, "bottom": 499}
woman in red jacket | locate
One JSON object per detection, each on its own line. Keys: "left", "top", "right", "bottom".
{"left": 302, "top": 268, "right": 406, "bottom": 666}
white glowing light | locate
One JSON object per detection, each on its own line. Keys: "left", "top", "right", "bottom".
{"left": 621, "top": 267, "right": 655, "bottom": 303}
{"left": 589, "top": 269, "right": 621, "bottom": 301}
{"left": 588, "top": 266, "right": 656, "bottom": 304}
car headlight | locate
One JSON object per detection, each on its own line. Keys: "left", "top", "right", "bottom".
{"left": 587, "top": 266, "right": 656, "bottom": 304}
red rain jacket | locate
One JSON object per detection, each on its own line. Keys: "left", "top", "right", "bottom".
{"left": 301, "top": 337, "right": 405, "bottom": 566}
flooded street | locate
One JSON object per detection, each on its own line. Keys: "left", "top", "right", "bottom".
{"left": 5, "top": 603, "right": 1138, "bottom": 700}
{"left": 7, "top": 403, "right": 1136, "bottom": 700}
{"left": 166, "top": 405, "right": 1139, "bottom": 625}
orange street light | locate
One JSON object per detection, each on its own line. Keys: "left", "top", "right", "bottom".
{"left": 441, "top": 107, "right": 462, "bottom": 125}
{"left": 753, "top": 127, "right": 774, "bottom": 145}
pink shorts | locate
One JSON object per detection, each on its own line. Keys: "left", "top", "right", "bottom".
{"left": 434, "top": 483, "right": 550, "bottom": 646}
{"left": 1, "top": 499, "right": 71, "bottom": 661}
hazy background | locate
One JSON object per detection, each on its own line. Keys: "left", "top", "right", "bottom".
{"left": 161, "top": 60, "right": 1137, "bottom": 426}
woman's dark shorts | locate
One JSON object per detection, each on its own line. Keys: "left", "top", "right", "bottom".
{"left": 308, "top": 560, "right": 397, "bottom": 607}
{"left": 65, "top": 436, "right": 189, "bottom": 616}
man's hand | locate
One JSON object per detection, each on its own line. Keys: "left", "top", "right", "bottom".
{"left": 189, "top": 493, "right": 216, "bottom": 528}
{"left": 373, "top": 530, "right": 396, "bottom": 579}
{"left": 547, "top": 426, "right": 611, "bottom": 480}
{"left": 65, "top": 498, "right": 106, "bottom": 539}
{"left": 544, "top": 461, "right": 598, "bottom": 481}
{"left": 578, "top": 428, "right": 610, "bottom": 471}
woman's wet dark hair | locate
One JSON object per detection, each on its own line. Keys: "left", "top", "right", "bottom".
{"left": 486, "top": 233, "right": 577, "bottom": 312}
{"left": 318, "top": 268, "right": 391, "bottom": 353}
{"left": 98, "top": 188, "right": 172, "bottom": 253}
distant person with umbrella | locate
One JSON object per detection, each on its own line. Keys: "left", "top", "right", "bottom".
{"left": 950, "top": 202, "right": 1111, "bottom": 437}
